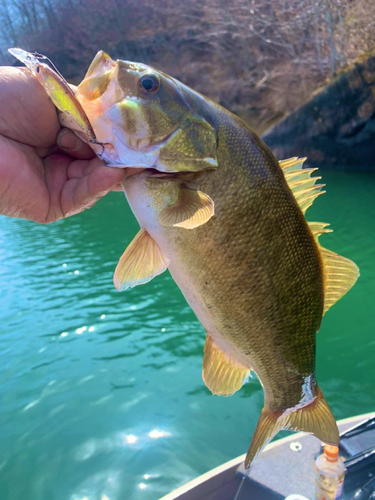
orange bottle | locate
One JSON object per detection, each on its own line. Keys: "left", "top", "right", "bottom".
{"left": 315, "top": 445, "right": 346, "bottom": 500}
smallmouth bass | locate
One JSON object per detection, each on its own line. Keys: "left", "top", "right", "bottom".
{"left": 11, "top": 48, "right": 359, "bottom": 467}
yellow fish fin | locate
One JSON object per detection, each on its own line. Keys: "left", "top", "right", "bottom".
{"left": 113, "top": 228, "right": 170, "bottom": 291}
{"left": 279, "top": 157, "right": 359, "bottom": 312}
{"left": 308, "top": 221, "right": 359, "bottom": 315}
{"left": 245, "top": 385, "right": 339, "bottom": 468}
{"left": 159, "top": 188, "right": 214, "bottom": 229}
{"left": 279, "top": 157, "right": 325, "bottom": 214}
{"left": 202, "top": 335, "right": 250, "bottom": 396}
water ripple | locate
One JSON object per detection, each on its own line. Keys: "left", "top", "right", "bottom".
{"left": 0, "top": 178, "right": 374, "bottom": 500}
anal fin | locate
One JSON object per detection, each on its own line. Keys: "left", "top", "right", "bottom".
{"left": 203, "top": 335, "right": 250, "bottom": 396}
{"left": 113, "top": 228, "right": 170, "bottom": 291}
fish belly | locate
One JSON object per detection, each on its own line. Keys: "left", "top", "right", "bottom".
{"left": 123, "top": 164, "right": 323, "bottom": 407}
{"left": 122, "top": 128, "right": 338, "bottom": 469}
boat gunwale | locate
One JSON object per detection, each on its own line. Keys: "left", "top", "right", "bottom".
{"left": 159, "top": 412, "right": 375, "bottom": 500}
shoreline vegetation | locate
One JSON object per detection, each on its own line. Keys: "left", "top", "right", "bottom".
{"left": 263, "top": 47, "right": 375, "bottom": 170}
{"left": 0, "top": 0, "right": 374, "bottom": 157}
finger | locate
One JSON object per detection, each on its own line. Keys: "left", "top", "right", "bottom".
{"left": 87, "top": 165, "right": 128, "bottom": 195}
{"left": 111, "top": 183, "right": 124, "bottom": 191}
{"left": 43, "top": 154, "right": 70, "bottom": 222}
{"left": 37, "top": 129, "right": 97, "bottom": 159}
{"left": 57, "top": 128, "right": 96, "bottom": 159}
{"left": 0, "top": 67, "right": 59, "bottom": 147}
{"left": 61, "top": 161, "right": 127, "bottom": 217}
{"left": 67, "top": 157, "right": 106, "bottom": 179}
{"left": 0, "top": 134, "right": 48, "bottom": 221}
{"left": 66, "top": 157, "right": 128, "bottom": 181}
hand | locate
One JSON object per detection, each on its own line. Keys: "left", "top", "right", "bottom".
{"left": 0, "top": 67, "right": 126, "bottom": 223}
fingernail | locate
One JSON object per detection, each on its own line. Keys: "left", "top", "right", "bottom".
{"left": 58, "top": 130, "right": 80, "bottom": 151}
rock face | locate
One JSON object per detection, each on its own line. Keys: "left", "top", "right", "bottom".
{"left": 262, "top": 50, "right": 375, "bottom": 170}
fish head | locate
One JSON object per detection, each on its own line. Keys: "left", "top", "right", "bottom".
{"left": 76, "top": 51, "right": 218, "bottom": 173}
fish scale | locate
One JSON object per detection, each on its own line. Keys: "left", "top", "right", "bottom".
{"left": 9, "top": 47, "right": 359, "bottom": 469}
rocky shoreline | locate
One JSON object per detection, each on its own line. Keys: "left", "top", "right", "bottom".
{"left": 262, "top": 49, "right": 375, "bottom": 171}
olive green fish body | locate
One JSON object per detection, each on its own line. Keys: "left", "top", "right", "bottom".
{"left": 125, "top": 101, "right": 323, "bottom": 412}
{"left": 12, "top": 48, "right": 358, "bottom": 467}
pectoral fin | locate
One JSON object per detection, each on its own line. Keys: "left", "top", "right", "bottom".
{"left": 203, "top": 335, "right": 250, "bottom": 396}
{"left": 159, "top": 188, "right": 214, "bottom": 229}
{"left": 113, "top": 229, "right": 170, "bottom": 291}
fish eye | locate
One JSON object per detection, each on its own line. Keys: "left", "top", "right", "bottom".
{"left": 139, "top": 73, "right": 160, "bottom": 93}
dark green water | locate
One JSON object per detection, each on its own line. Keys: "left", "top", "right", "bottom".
{"left": 0, "top": 170, "right": 374, "bottom": 500}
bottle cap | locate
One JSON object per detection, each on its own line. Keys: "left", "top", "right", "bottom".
{"left": 324, "top": 444, "right": 339, "bottom": 461}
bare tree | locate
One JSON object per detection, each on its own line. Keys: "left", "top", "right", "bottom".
{"left": 1, "top": 0, "right": 374, "bottom": 131}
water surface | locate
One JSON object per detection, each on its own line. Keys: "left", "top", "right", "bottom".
{"left": 0, "top": 170, "right": 374, "bottom": 500}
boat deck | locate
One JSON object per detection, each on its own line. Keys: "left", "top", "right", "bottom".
{"left": 160, "top": 412, "right": 375, "bottom": 500}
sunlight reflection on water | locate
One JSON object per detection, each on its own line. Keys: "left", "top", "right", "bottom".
{"left": 0, "top": 172, "right": 374, "bottom": 499}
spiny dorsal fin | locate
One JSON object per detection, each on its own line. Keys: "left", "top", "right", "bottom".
{"left": 308, "top": 221, "right": 333, "bottom": 238}
{"left": 203, "top": 335, "right": 250, "bottom": 396}
{"left": 113, "top": 228, "right": 170, "bottom": 291}
{"left": 159, "top": 188, "right": 214, "bottom": 229}
{"left": 309, "top": 221, "right": 359, "bottom": 315}
{"left": 279, "top": 157, "right": 325, "bottom": 214}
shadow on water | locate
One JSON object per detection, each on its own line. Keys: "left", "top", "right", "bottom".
{"left": 0, "top": 170, "right": 374, "bottom": 499}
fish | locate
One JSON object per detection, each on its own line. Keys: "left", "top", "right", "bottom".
{"left": 10, "top": 48, "right": 359, "bottom": 467}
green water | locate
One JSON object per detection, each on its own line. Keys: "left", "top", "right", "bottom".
{"left": 0, "top": 170, "right": 374, "bottom": 500}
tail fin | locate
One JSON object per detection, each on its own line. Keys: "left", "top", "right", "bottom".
{"left": 245, "top": 385, "right": 339, "bottom": 468}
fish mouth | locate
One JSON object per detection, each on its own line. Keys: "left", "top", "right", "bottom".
{"left": 94, "top": 124, "right": 179, "bottom": 172}
{"left": 121, "top": 166, "right": 148, "bottom": 179}
{"left": 121, "top": 167, "right": 210, "bottom": 187}
{"left": 121, "top": 167, "right": 174, "bottom": 179}
{"left": 119, "top": 167, "right": 174, "bottom": 180}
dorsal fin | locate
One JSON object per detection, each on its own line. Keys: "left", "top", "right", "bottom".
{"left": 279, "top": 157, "right": 359, "bottom": 314}
{"left": 309, "top": 222, "right": 359, "bottom": 314}
{"left": 279, "top": 157, "right": 325, "bottom": 214}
